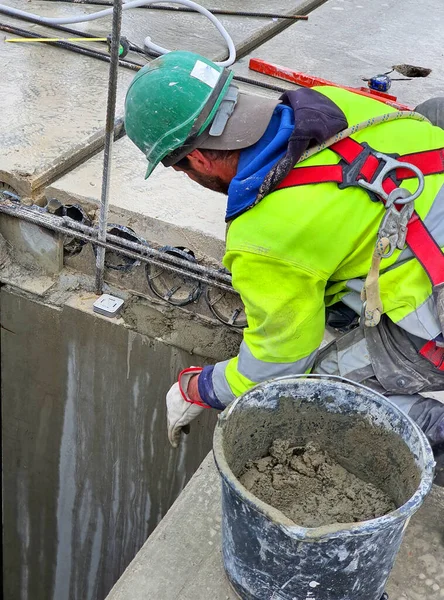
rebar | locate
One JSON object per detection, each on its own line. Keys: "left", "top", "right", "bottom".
{"left": 39, "top": 0, "right": 309, "bottom": 20}
{"left": 0, "top": 22, "right": 142, "bottom": 69}
{"left": 95, "top": 0, "right": 123, "bottom": 294}
{"left": 0, "top": 202, "right": 234, "bottom": 291}
{"left": 0, "top": 6, "right": 146, "bottom": 54}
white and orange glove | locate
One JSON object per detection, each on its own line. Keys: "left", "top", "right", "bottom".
{"left": 166, "top": 367, "right": 208, "bottom": 448}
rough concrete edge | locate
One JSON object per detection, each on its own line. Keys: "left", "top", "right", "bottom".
{"left": 104, "top": 452, "right": 217, "bottom": 600}
{"left": 5, "top": 118, "right": 124, "bottom": 200}
{"left": 214, "top": 0, "right": 330, "bottom": 63}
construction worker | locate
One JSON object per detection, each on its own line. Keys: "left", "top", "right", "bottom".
{"left": 124, "top": 51, "right": 444, "bottom": 470}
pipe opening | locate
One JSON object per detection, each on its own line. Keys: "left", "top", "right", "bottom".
{"left": 105, "top": 224, "right": 143, "bottom": 271}
{"left": 46, "top": 200, "right": 91, "bottom": 257}
{"left": 205, "top": 281, "right": 246, "bottom": 328}
{"left": 146, "top": 246, "right": 202, "bottom": 306}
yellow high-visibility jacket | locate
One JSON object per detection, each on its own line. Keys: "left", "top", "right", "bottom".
{"left": 208, "top": 87, "right": 444, "bottom": 406}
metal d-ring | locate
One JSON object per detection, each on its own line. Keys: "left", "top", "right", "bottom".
{"left": 358, "top": 152, "right": 425, "bottom": 206}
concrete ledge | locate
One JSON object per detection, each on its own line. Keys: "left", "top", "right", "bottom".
{"left": 106, "top": 453, "right": 444, "bottom": 600}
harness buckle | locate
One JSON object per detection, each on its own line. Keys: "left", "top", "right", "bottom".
{"left": 358, "top": 152, "right": 425, "bottom": 205}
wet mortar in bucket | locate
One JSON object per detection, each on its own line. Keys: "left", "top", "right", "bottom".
{"left": 225, "top": 397, "right": 420, "bottom": 517}
{"left": 239, "top": 438, "right": 397, "bottom": 528}
{"left": 213, "top": 377, "right": 435, "bottom": 600}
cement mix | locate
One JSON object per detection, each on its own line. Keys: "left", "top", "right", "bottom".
{"left": 240, "top": 439, "right": 396, "bottom": 527}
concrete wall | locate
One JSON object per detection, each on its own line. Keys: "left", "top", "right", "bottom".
{"left": 1, "top": 286, "right": 236, "bottom": 600}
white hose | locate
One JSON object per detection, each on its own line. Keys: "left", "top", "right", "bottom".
{"left": 0, "top": 0, "right": 236, "bottom": 66}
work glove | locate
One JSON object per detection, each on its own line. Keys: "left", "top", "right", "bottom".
{"left": 166, "top": 367, "right": 208, "bottom": 448}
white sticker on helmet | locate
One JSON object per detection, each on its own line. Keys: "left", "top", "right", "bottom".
{"left": 190, "top": 60, "right": 220, "bottom": 88}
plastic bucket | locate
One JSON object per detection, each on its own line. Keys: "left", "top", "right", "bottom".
{"left": 213, "top": 376, "right": 435, "bottom": 600}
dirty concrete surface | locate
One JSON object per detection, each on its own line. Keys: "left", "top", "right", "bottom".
{"left": 234, "top": 0, "right": 444, "bottom": 109}
{"left": 0, "top": 0, "right": 133, "bottom": 196}
{"left": 105, "top": 453, "right": 444, "bottom": 600}
{"left": 0, "top": 0, "right": 318, "bottom": 196}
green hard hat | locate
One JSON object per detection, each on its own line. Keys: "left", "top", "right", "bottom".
{"left": 125, "top": 51, "right": 234, "bottom": 178}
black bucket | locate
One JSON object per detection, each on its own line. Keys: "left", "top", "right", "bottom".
{"left": 213, "top": 376, "right": 434, "bottom": 600}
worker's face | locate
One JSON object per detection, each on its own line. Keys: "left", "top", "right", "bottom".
{"left": 172, "top": 162, "right": 229, "bottom": 195}
{"left": 172, "top": 149, "right": 237, "bottom": 195}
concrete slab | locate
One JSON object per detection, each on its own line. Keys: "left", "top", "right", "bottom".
{"left": 45, "top": 136, "right": 228, "bottom": 262}
{"left": 1, "top": 0, "right": 324, "bottom": 63}
{"left": 234, "top": 0, "right": 444, "bottom": 109}
{"left": 106, "top": 453, "right": 444, "bottom": 600}
{"left": 0, "top": 0, "right": 320, "bottom": 196}
{"left": 0, "top": 1, "right": 134, "bottom": 196}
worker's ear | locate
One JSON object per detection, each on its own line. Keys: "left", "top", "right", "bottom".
{"left": 187, "top": 149, "right": 212, "bottom": 173}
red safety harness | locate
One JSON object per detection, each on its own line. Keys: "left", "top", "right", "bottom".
{"left": 276, "top": 137, "right": 444, "bottom": 369}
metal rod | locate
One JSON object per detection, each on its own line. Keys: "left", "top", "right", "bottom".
{"left": 38, "top": 0, "right": 309, "bottom": 20}
{"left": 0, "top": 22, "right": 142, "bottom": 69}
{"left": 95, "top": 0, "right": 123, "bottom": 294}
{"left": 0, "top": 202, "right": 234, "bottom": 291}
{"left": 67, "top": 219, "right": 232, "bottom": 285}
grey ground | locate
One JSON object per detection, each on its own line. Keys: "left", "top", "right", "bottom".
{"left": 106, "top": 454, "right": 444, "bottom": 600}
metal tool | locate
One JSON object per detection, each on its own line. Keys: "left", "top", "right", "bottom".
{"left": 363, "top": 71, "right": 412, "bottom": 93}
{"left": 357, "top": 153, "right": 424, "bottom": 257}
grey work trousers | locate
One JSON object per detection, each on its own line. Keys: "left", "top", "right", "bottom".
{"left": 314, "top": 97, "right": 444, "bottom": 446}
{"left": 313, "top": 320, "right": 444, "bottom": 446}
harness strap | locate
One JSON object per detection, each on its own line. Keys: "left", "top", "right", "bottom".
{"left": 275, "top": 136, "right": 444, "bottom": 370}
{"left": 277, "top": 143, "right": 444, "bottom": 190}
{"left": 277, "top": 140, "right": 444, "bottom": 286}
{"left": 419, "top": 341, "right": 444, "bottom": 371}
